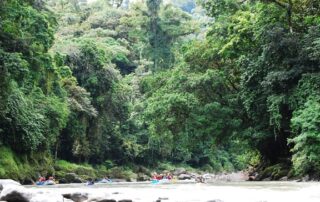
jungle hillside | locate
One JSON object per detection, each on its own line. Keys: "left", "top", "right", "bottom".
{"left": 0, "top": 0, "right": 320, "bottom": 183}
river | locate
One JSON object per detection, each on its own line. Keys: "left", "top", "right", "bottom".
{"left": 26, "top": 181, "right": 320, "bottom": 202}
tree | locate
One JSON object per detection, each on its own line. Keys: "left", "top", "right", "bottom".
{"left": 147, "top": 0, "right": 162, "bottom": 71}
{"left": 0, "top": 0, "right": 68, "bottom": 154}
{"left": 200, "top": 0, "right": 320, "bottom": 177}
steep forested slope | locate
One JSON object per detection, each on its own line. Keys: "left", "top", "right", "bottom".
{"left": 0, "top": 0, "right": 320, "bottom": 182}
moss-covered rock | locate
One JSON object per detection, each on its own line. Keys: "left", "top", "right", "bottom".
{"left": 0, "top": 147, "right": 20, "bottom": 180}
{"left": 0, "top": 147, "right": 54, "bottom": 183}
{"left": 64, "top": 173, "right": 83, "bottom": 183}
{"left": 54, "top": 160, "right": 98, "bottom": 182}
{"left": 107, "top": 167, "right": 137, "bottom": 181}
{"left": 137, "top": 173, "right": 150, "bottom": 181}
{"left": 257, "top": 163, "right": 290, "bottom": 180}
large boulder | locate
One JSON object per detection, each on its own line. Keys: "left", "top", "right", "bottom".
{"left": 22, "top": 179, "right": 34, "bottom": 186}
{"left": 137, "top": 173, "right": 150, "bottom": 181}
{"left": 62, "top": 192, "right": 88, "bottom": 202}
{"left": 58, "top": 178, "right": 68, "bottom": 184}
{"left": 64, "top": 173, "right": 83, "bottom": 183}
{"left": 0, "top": 181, "right": 64, "bottom": 202}
{"left": 178, "top": 174, "right": 191, "bottom": 180}
{"left": 189, "top": 173, "right": 201, "bottom": 179}
{"left": 172, "top": 168, "right": 186, "bottom": 176}
{"left": 0, "top": 180, "right": 21, "bottom": 188}
{"left": 0, "top": 185, "right": 32, "bottom": 202}
{"left": 301, "top": 175, "right": 310, "bottom": 182}
{"left": 262, "top": 177, "right": 272, "bottom": 181}
{"left": 86, "top": 198, "right": 116, "bottom": 202}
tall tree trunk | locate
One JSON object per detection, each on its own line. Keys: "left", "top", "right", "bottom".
{"left": 55, "top": 139, "right": 59, "bottom": 161}
{"left": 147, "top": 0, "right": 162, "bottom": 72}
{"left": 152, "top": 19, "right": 158, "bottom": 71}
{"left": 270, "top": 0, "right": 294, "bottom": 33}
{"left": 287, "top": 0, "right": 293, "bottom": 33}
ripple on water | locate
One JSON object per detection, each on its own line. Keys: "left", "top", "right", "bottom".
{"left": 26, "top": 181, "right": 320, "bottom": 202}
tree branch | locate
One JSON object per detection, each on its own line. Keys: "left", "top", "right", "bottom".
{"left": 271, "top": 0, "right": 287, "bottom": 8}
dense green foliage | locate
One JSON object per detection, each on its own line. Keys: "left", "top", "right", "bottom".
{"left": 200, "top": 0, "right": 320, "bottom": 176}
{"left": 0, "top": 0, "right": 319, "bottom": 181}
{"left": 0, "top": 147, "right": 53, "bottom": 182}
{"left": 0, "top": 0, "right": 69, "bottom": 153}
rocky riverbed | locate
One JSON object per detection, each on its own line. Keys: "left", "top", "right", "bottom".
{"left": 2, "top": 179, "right": 320, "bottom": 202}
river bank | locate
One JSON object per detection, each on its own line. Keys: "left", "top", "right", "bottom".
{"left": 0, "top": 147, "right": 304, "bottom": 185}
{"left": 0, "top": 151, "right": 249, "bottom": 185}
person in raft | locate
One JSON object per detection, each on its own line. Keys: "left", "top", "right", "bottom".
{"left": 38, "top": 176, "right": 46, "bottom": 182}
{"left": 165, "top": 173, "right": 173, "bottom": 180}
{"left": 152, "top": 173, "right": 166, "bottom": 180}
{"left": 152, "top": 172, "right": 158, "bottom": 180}
{"left": 48, "top": 176, "right": 55, "bottom": 181}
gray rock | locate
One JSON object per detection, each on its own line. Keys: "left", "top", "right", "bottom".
{"left": 178, "top": 174, "right": 191, "bottom": 180}
{"left": 64, "top": 173, "right": 83, "bottom": 183}
{"left": 137, "top": 173, "right": 150, "bottom": 181}
{"left": 0, "top": 185, "right": 32, "bottom": 202}
{"left": 262, "top": 177, "right": 272, "bottom": 181}
{"left": 248, "top": 175, "right": 256, "bottom": 181}
{"left": 202, "top": 173, "right": 213, "bottom": 179}
{"left": 0, "top": 180, "right": 21, "bottom": 188}
{"left": 1, "top": 184, "right": 63, "bottom": 202}
{"left": 279, "top": 176, "right": 288, "bottom": 181}
{"left": 190, "top": 173, "right": 200, "bottom": 179}
{"left": 173, "top": 168, "right": 186, "bottom": 176}
{"left": 63, "top": 192, "right": 88, "bottom": 202}
{"left": 86, "top": 198, "right": 116, "bottom": 202}
{"left": 86, "top": 193, "right": 112, "bottom": 202}
{"left": 22, "top": 179, "right": 34, "bottom": 185}
{"left": 58, "top": 178, "right": 67, "bottom": 184}
{"left": 118, "top": 200, "right": 133, "bottom": 202}
{"left": 302, "top": 175, "right": 310, "bottom": 182}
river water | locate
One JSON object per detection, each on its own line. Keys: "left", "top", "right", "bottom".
{"left": 27, "top": 181, "right": 320, "bottom": 202}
